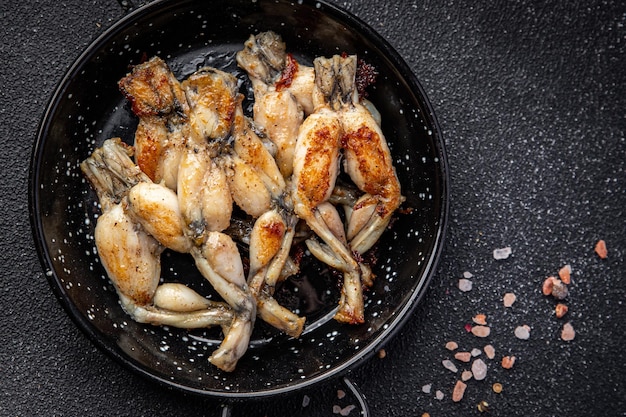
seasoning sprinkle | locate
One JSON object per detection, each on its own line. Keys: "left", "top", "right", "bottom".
{"left": 561, "top": 322, "right": 576, "bottom": 341}
{"left": 551, "top": 279, "right": 569, "bottom": 300}
{"left": 493, "top": 246, "right": 512, "bottom": 260}
{"left": 452, "top": 380, "right": 467, "bottom": 402}
{"left": 471, "top": 358, "right": 487, "bottom": 381}
{"left": 559, "top": 264, "right": 572, "bottom": 284}
{"left": 542, "top": 276, "right": 557, "bottom": 296}
{"left": 458, "top": 278, "right": 473, "bottom": 292}
{"left": 514, "top": 325, "right": 531, "bottom": 340}
{"left": 442, "top": 359, "right": 458, "bottom": 373}
{"left": 471, "top": 325, "right": 491, "bottom": 338}
{"left": 503, "top": 292, "right": 516, "bottom": 307}
{"left": 484, "top": 344, "right": 496, "bottom": 359}
{"left": 445, "top": 341, "right": 459, "bottom": 351}
{"left": 472, "top": 314, "right": 487, "bottom": 325}
{"left": 555, "top": 303, "right": 569, "bottom": 318}
{"left": 461, "top": 370, "right": 473, "bottom": 381}
{"left": 501, "top": 355, "right": 516, "bottom": 369}
{"left": 595, "top": 239, "right": 608, "bottom": 259}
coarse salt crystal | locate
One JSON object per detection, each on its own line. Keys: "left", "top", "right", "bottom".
{"left": 551, "top": 280, "right": 569, "bottom": 300}
{"left": 422, "top": 384, "right": 432, "bottom": 394}
{"left": 442, "top": 359, "right": 458, "bottom": 373}
{"left": 493, "top": 246, "right": 512, "bottom": 260}
{"left": 461, "top": 370, "right": 473, "bottom": 381}
{"left": 463, "top": 271, "right": 473, "bottom": 279}
{"left": 503, "top": 292, "right": 516, "bottom": 307}
{"left": 445, "top": 341, "right": 458, "bottom": 351}
{"left": 484, "top": 344, "right": 495, "bottom": 359}
{"left": 595, "top": 240, "right": 608, "bottom": 259}
{"left": 452, "top": 380, "right": 467, "bottom": 402}
{"left": 471, "top": 358, "right": 488, "bottom": 381}
{"left": 501, "top": 355, "right": 516, "bottom": 369}
{"left": 515, "top": 325, "right": 531, "bottom": 340}
{"left": 333, "top": 404, "right": 356, "bottom": 416}
{"left": 435, "top": 390, "right": 444, "bottom": 400}
{"left": 542, "top": 276, "right": 557, "bottom": 296}
{"left": 471, "top": 325, "right": 491, "bottom": 338}
{"left": 561, "top": 322, "right": 576, "bottom": 341}
{"left": 458, "top": 278, "right": 473, "bottom": 292}
{"left": 559, "top": 264, "right": 572, "bottom": 284}
{"left": 471, "top": 348, "right": 481, "bottom": 357}
{"left": 472, "top": 314, "right": 487, "bottom": 325}
{"left": 555, "top": 303, "right": 569, "bottom": 318}
{"left": 454, "top": 351, "right": 471, "bottom": 362}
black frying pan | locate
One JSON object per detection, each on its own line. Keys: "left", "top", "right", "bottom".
{"left": 29, "top": 0, "right": 448, "bottom": 402}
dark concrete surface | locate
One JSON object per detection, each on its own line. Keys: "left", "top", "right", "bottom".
{"left": 1, "top": 1, "right": 624, "bottom": 416}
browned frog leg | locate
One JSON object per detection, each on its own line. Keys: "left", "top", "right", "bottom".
{"left": 247, "top": 209, "right": 305, "bottom": 337}
{"left": 291, "top": 56, "right": 365, "bottom": 324}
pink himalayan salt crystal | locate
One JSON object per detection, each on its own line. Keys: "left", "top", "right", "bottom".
{"left": 551, "top": 280, "right": 569, "bottom": 300}
{"left": 561, "top": 322, "right": 576, "bottom": 341}
{"left": 333, "top": 404, "right": 356, "bottom": 416}
{"left": 452, "top": 380, "right": 467, "bottom": 402}
{"left": 484, "top": 344, "right": 496, "bottom": 359}
{"left": 458, "top": 278, "right": 473, "bottom": 292}
{"left": 559, "top": 264, "right": 572, "bottom": 284}
{"left": 461, "top": 370, "right": 473, "bottom": 381}
{"left": 442, "top": 359, "right": 458, "bottom": 373}
{"left": 493, "top": 246, "right": 512, "bottom": 260}
{"left": 435, "top": 390, "right": 444, "bottom": 400}
{"left": 471, "top": 325, "right": 491, "bottom": 337}
{"left": 501, "top": 355, "right": 516, "bottom": 369}
{"left": 454, "top": 351, "right": 472, "bottom": 362}
{"left": 471, "top": 358, "right": 488, "bottom": 380}
{"left": 515, "top": 325, "right": 531, "bottom": 340}
{"left": 445, "top": 341, "right": 458, "bottom": 351}
{"left": 503, "top": 292, "right": 516, "bottom": 307}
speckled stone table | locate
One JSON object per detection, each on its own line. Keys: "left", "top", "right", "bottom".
{"left": 1, "top": 1, "right": 624, "bottom": 416}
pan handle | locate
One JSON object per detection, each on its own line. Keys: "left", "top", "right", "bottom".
{"left": 220, "top": 404, "right": 233, "bottom": 417}
{"left": 216, "top": 377, "right": 369, "bottom": 416}
{"left": 340, "top": 376, "right": 371, "bottom": 417}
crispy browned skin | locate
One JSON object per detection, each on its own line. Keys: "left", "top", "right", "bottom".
{"left": 291, "top": 55, "right": 365, "bottom": 325}
{"left": 296, "top": 125, "right": 342, "bottom": 209}
{"left": 118, "top": 57, "right": 190, "bottom": 189}
{"left": 132, "top": 116, "right": 166, "bottom": 182}
{"left": 118, "top": 57, "right": 187, "bottom": 117}
{"left": 341, "top": 125, "right": 401, "bottom": 219}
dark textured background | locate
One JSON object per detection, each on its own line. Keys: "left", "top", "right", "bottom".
{"left": 1, "top": 1, "right": 625, "bottom": 416}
